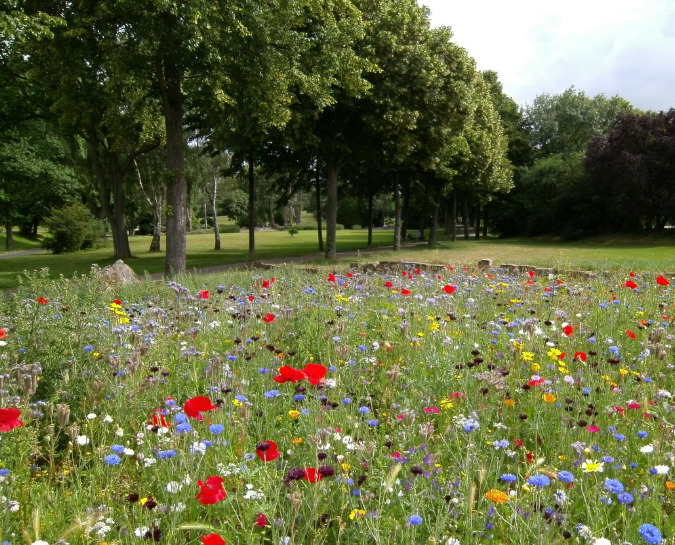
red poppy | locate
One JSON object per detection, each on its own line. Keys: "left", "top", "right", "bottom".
{"left": 302, "top": 363, "right": 327, "bottom": 385}
{"left": 255, "top": 512, "right": 269, "bottom": 528}
{"left": 526, "top": 451, "right": 534, "bottom": 463}
{"left": 528, "top": 271, "right": 535, "bottom": 278}
{"left": 400, "top": 288, "right": 411, "bottom": 296}
{"left": 513, "top": 439, "right": 523, "bottom": 447}
{"left": 573, "top": 352, "right": 587, "bottom": 362}
{"left": 401, "top": 271, "right": 407, "bottom": 276}
{"left": 562, "top": 325, "right": 574, "bottom": 336}
{"left": 202, "top": 535, "right": 225, "bottom": 545}
{"left": 347, "top": 272, "right": 353, "bottom": 278}
{"left": 262, "top": 313, "right": 276, "bottom": 323}
{"left": 384, "top": 281, "right": 393, "bottom": 288}
{"left": 415, "top": 268, "right": 421, "bottom": 275}
{"left": 624, "top": 280, "right": 638, "bottom": 289}
{"left": 556, "top": 280, "right": 565, "bottom": 285}
{"left": 149, "top": 410, "right": 171, "bottom": 428}
{"left": 113, "top": 299, "right": 122, "bottom": 305}
{"left": 0, "top": 408, "right": 23, "bottom": 432}
{"left": 196, "top": 475, "right": 226, "bottom": 504}
{"left": 303, "top": 468, "right": 324, "bottom": 482}
{"left": 656, "top": 275, "right": 670, "bottom": 286}
{"left": 199, "top": 290, "right": 209, "bottom": 299}
{"left": 625, "top": 329, "right": 636, "bottom": 339}
{"left": 629, "top": 272, "right": 635, "bottom": 277}
{"left": 273, "top": 365, "right": 306, "bottom": 384}
{"left": 255, "top": 440, "right": 281, "bottom": 461}
{"left": 327, "top": 273, "right": 336, "bottom": 282}
{"left": 184, "top": 396, "right": 217, "bottom": 420}
{"left": 262, "top": 280, "right": 270, "bottom": 289}
{"left": 626, "top": 402, "right": 641, "bottom": 409}
{"left": 0, "top": 329, "right": 5, "bottom": 339}
{"left": 442, "top": 285, "right": 455, "bottom": 294}
{"left": 37, "top": 297, "right": 48, "bottom": 304}
{"left": 528, "top": 378, "right": 545, "bottom": 387}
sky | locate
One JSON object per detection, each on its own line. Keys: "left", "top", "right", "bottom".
{"left": 421, "top": 0, "right": 675, "bottom": 112}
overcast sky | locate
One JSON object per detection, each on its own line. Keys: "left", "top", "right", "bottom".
{"left": 421, "top": 0, "right": 675, "bottom": 112}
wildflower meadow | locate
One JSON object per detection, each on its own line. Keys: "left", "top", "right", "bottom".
{"left": 1, "top": 263, "right": 675, "bottom": 545}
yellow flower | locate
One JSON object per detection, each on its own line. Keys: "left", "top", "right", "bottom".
{"left": 232, "top": 399, "right": 243, "bottom": 407}
{"left": 288, "top": 410, "right": 300, "bottom": 419}
{"left": 547, "top": 348, "right": 562, "bottom": 360}
{"left": 292, "top": 437, "right": 303, "bottom": 444}
{"left": 341, "top": 463, "right": 351, "bottom": 472}
{"left": 485, "top": 489, "right": 509, "bottom": 504}
{"left": 439, "top": 398, "right": 454, "bottom": 410}
{"left": 581, "top": 459, "right": 604, "bottom": 473}
{"left": 619, "top": 368, "right": 629, "bottom": 376}
{"left": 349, "top": 509, "right": 365, "bottom": 520}
{"left": 428, "top": 321, "right": 440, "bottom": 332}
{"left": 530, "top": 363, "right": 540, "bottom": 372}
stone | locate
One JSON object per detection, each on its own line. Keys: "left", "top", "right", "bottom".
{"left": 98, "top": 260, "right": 138, "bottom": 289}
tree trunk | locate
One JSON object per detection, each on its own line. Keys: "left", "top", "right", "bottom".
{"left": 401, "top": 178, "right": 411, "bottom": 240}
{"left": 4, "top": 218, "right": 13, "bottom": 251}
{"left": 419, "top": 191, "right": 428, "bottom": 240}
{"left": 475, "top": 203, "right": 481, "bottom": 240}
{"left": 451, "top": 187, "right": 457, "bottom": 242}
{"left": 483, "top": 205, "right": 488, "bottom": 238}
{"left": 462, "top": 192, "right": 469, "bottom": 239}
{"left": 212, "top": 172, "right": 221, "bottom": 250}
{"left": 444, "top": 198, "right": 452, "bottom": 235}
{"left": 393, "top": 170, "right": 401, "bottom": 251}
{"left": 295, "top": 191, "right": 302, "bottom": 224}
{"left": 315, "top": 178, "right": 323, "bottom": 252}
{"left": 429, "top": 187, "right": 441, "bottom": 245}
{"left": 325, "top": 162, "right": 339, "bottom": 259}
{"left": 134, "top": 159, "right": 162, "bottom": 252}
{"left": 367, "top": 192, "right": 373, "bottom": 246}
{"left": 248, "top": 157, "right": 255, "bottom": 260}
{"left": 157, "top": 51, "right": 187, "bottom": 277}
{"left": 89, "top": 138, "right": 132, "bottom": 259}
{"left": 203, "top": 201, "right": 208, "bottom": 229}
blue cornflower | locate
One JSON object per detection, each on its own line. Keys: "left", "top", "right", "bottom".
{"left": 599, "top": 496, "right": 613, "bottom": 505}
{"left": 617, "top": 492, "right": 634, "bottom": 504}
{"left": 557, "top": 471, "right": 575, "bottom": 483}
{"left": 500, "top": 473, "right": 517, "bottom": 482}
{"left": 264, "top": 390, "right": 280, "bottom": 399}
{"left": 358, "top": 344, "right": 367, "bottom": 351}
{"left": 581, "top": 387, "right": 591, "bottom": 395}
{"left": 342, "top": 398, "right": 352, "bottom": 404}
{"left": 408, "top": 514, "right": 423, "bottom": 525}
{"left": 104, "top": 454, "right": 121, "bottom": 466}
{"left": 527, "top": 474, "right": 551, "bottom": 487}
{"left": 156, "top": 450, "right": 177, "bottom": 459}
{"left": 111, "top": 444, "right": 125, "bottom": 453}
{"left": 602, "top": 456, "right": 615, "bottom": 464}
{"left": 609, "top": 345, "right": 620, "bottom": 355}
{"left": 0, "top": 469, "right": 9, "bottom": 476}
{"left": 614, "top": 433, "right": 626, "bottom": 441}
{"left": 175, "top": 423, "right": 192, "bottom": 433}
{"left": 259, "top": 367, "right": 269, "bottom": 374}
{"left": 638, "top": 431, "right": 648, "bottom": 438}
{"left": 463, "top": 418, "right": 480, "bottom": 432}
{"left": 368, "top": 419, "right": 379, "bottom": 426}
{"left": 638, "top": 523, "right": 662, "bottom": 544}
{"left": 493, "top": 439, "right": 510, "bottom": 449}
{"left": 227, "top": 355, "right": 237, "bottom": 361}
{"left": 84, "top": 345, "right": 94, "bottom": 351}
{"left": 604, "top": 478, "right": 624, "bottom": 494}
{"left": 209, "top": 424, "right": 224, "bottom": 434}
{"left": 174, "top": 413, "right": 188, "bottom": 424}
{"left": 235, "top": 395, "right": 248, "bottom": 402}
{"left": 244, "top": 453, "right": 256, "bottom": 462}
{"left": 358, "top": 406, "right": 370, "bottom": 414}
{"left": 301, "top": 408, "right": 310, "bottom": 416}
{"left": 294, "top": 394, "right": 306, "bottom": 402}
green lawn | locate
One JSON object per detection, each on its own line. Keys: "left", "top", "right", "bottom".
{"left": 0, "top": 231, "right": 43, "bottom": 252}
{"left": 3, "top": 229, "right": 675, "bottom": 291}
{"left": 0, "top": 228, "right": 393, "bottom": 290}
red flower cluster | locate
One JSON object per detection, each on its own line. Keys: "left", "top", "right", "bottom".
{"left": 273, "top": 363, "right": 327, "bottom": 385}
{"left": 0, "top": 408, "right": 23, "bottom": 432}
{"left": 196, "top": 475, "right": 226, "bottom": 504}
{"left": 184, "top": 396, "right": 217, "bottom": 420}
{"left": 199, "top": 290, "right": 209, "bottom": 299}
{"left": 37, "top": 296, "right": 49, "bottom": 304}
{"left": 262, "top": 313, "right": 276, "bottom": 323}
{"left": 255, "top": 440, "right": 281, "bottom": 461}
{"left": 202, "top": 535, "right": 225, "bottom": 545}
{"left": 656, "top": 275, "right": 670, "bottom": 286}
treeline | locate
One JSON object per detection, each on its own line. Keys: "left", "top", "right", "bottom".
{"left": 1, "top": 3, "right": 673, "bottom": 275}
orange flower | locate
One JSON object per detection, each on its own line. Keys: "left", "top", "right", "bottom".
{"left": 542, "top": 393, "right": 556, "bottom": 403}
{"left": 485, "top": 489, "right": 508, "bottom": 504}
{"left": 666, "top": 481, "right": 675, "bottom": 491}
{"left": 504, "top": 399, "right": 516, "bottom": 407}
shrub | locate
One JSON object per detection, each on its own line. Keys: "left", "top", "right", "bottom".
{"left": 42, "top": 202, "right": 106, "bottom": 254}
{"left": 351, "top": 224, "right": 362, "bottom": 230}
{"left": 288, "top": 226, "right": 299, "bottom": 237}
{"left": 218, "top": 224, "right": 241, "bottom": 233}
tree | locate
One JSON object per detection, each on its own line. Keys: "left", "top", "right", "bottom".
{"left": 585, "top": 109, "right": 675, "bottom": 233}
{"left": 525, "top": 87, "right": 634, "bottom": 158}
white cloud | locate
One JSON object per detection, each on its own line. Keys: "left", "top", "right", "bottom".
{"left": 422, "top": 0, "right": 675, "bottom": 111}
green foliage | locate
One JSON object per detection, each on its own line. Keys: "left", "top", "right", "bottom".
{"left": 42, "top": 202, "right": 106, "bottom": 254}
{"left": 217, "top": 224, "right": 241, "bottom": 234}
{"left": 287, "top": 226, "right": 299, "bottom": 237}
